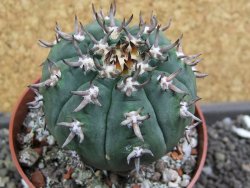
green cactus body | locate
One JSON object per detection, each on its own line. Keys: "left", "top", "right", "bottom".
{"left": 34, "top": 4, "right": 204, "bottom": 173}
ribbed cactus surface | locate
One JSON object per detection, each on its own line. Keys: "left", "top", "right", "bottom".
{"left": 30, "top": 2, "right": 206, "bottom": 172}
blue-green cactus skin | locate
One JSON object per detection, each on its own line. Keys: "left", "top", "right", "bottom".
{"left": 39, "top": 18, "right": 197, "bottom": 172}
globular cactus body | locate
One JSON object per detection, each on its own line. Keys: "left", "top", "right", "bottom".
{"left": 33, "top": 2, "right": 205, "bottom": 172}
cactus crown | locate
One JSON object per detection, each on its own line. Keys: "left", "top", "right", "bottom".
{"left": 30, "top": 1, "right": 206, "bottom": 173}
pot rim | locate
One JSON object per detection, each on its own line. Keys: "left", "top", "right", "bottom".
{"left": 9, "top": 78, "right": 207, "bottom": 188}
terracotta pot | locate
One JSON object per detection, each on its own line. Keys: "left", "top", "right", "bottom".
{"left": 9, "top": 79, "right": 207, "bottom": 188}
{"left": 187, "top": 104, "right": 207, "bottom": 188}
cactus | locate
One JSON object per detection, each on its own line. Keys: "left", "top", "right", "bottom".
{"left": 30, "top": 1, "right": 206, "bottom": 173}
